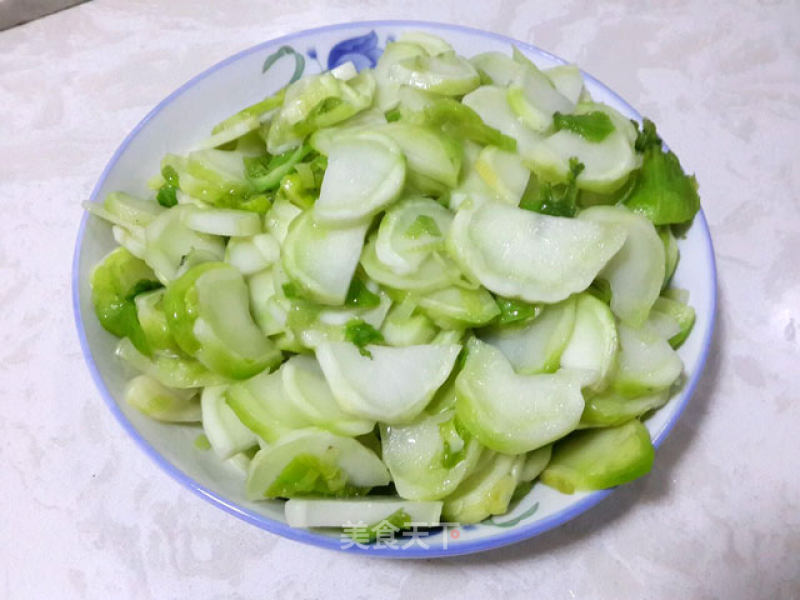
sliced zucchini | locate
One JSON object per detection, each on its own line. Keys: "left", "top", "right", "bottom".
{"left": 474, "top": 145, "right": 530, "bottom": 205}
{"left": 579, "top": 205, "right": 665, "bottom": 327}
{"left": 520, "top": 444, "right": 552, "bottom": 482}
{"left": 544, "top": 64, "right": 585, "bottom": 105}
{"left": 559, "top": 293, "right": 618, "bottom": 390}
{"left": 455, "top": 338, "right": 585, "bottom": 454}
{"left": 116, "top": 338, "right": 228, "bottom": 389}
{"left": 389, "top": 52, "right": 480, "bottom": 96}
{"left": 201, "top": 385, "right": 258, "bottom": 459}
{"left": 246, "top": 428, "right": 390, "bottom": 499}
{"left": 481, "top": 296, "right": 577, "bottom": 374}
{"left": 447, "top": 201, "right": 626, "bottom": 303}
{"left": 315, "top": 341, "right": 461, "bottom": 423}
{"left": 285, "top": 497, "right": 442, "bottom": 528}
{"left": 651, "top": 295, "right": 696, "bottom": 348}
{"left": 417, "top": 285, "right": 500, "bottom": 329}
{"left": 507, "top": 62, "right": 574, "bottom": 131}
{"left": 380, "top": 123, "right": 461, "bottom": 189}
{"left": 580, "top": 389, "right": 669, "bottom": 428}
{"left": 540, "top": 419, "right": 654, "bottom": 493}
{"left": 181, "top": 205, "right": 262, "bottom": 237}
{"left": 612, "top": 322, "right": 683, "bottom": 396}
{"left": 124, "top": 374, "right": 200, "bottom": 422}
{"left": 361, "top": 235, "right": 459, "bottom": 293}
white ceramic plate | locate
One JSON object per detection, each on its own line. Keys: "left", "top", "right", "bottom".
{"left": 72, "top": 20, "right": 717, "bottom": 558}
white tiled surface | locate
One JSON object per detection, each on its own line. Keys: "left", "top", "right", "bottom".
{"left": 1, "top": 1, "right": 799, "bottom": 598}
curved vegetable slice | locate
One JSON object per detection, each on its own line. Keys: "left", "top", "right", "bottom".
{"left": 124, "top": 374, "right": 200, "bottom": 422}
{"left": 91, "top": 246, "right": 160, "bottom": 355}
{"left": 507, "top": 63, "right": 574, "bottom": 131}
{"left": 181, "top": 205, "right": 262, "bottom": 237}
{"left": 134, "top": 288, "right": 181, "bottom": 354}
{"left": 281, "top": 355, "right": 375, "bottom": 436}
{"left": 651, "top": 295, "right": 695, "bottom": 349}
{"left": 474, "top": 145, "right": 530, "bottom": 205}
{"left": 469, "top": 51, "right": 521, "bottom": 87}
{"left": 361, "top": 235, "right": 459, "bottom": 293}
{"left": 612, "top": 323, "right": 683, "bottom": 396}
{"left": 375, "top": 196, "right": 453, "bottom": 275}
{"left": 447, "top": 201, "right": 626, "bottom": 303}
{"left": 316, "top": 342, "right": 461, "bottom": 423}
{"left": 540, "top": 419, "right": 654, "bottom": 493}
{"left": 389, "top": 52, "right": 480, "bottom": 96}
{"left": 116, "top": 338, "right": 228, "bottom": 389}
{"left": 245, "top": 428, "right": 390, "bottom": 499}
{"left": 264, "top": 196, "right": 302, "bottom": 244}
{"left": 192, "top": 266, "right": 282, "bottom": 379}
{"left": 544, "top": 65, "right": 585, "bottom": 106}
{"left": 441, "top": 450, "right": 525, "bottom": 524}
{"left": 417, "top": 285, "right": 500, "bottom": 329}
{"left": 559, "top": 293, "right": 618, "bottom": 390}
{"left": 455, "top": 338, "right": 584, "bottom": 454}
{"left": 226, "top": 368, "right": 310, "bottom": 443}
{"left": 373, "top": 41, "right": 428, "bottom": 111}
{"left": 580, "top": 389, "right": 669, "bottom": 428}
{"left": 380, "top": 304, "right": 437, "bottom": 346}
{"left": 520, "top": 444, "right": 552, "bottom": 482}
{"left": 282, "top": 211, "right": 369, "bottom": 305}
{"left": 225, "top": 233, "right": 280, "bottom": 276}
{"left": 461, "top": 85, "right": 542, "bottom": 156}
{"left": 396, "top": 31, "right": 453, "bottom": 56}
{"left": 481, "top": 296, "right": 577, "bottom": 374}
{"left": 201, "top": 385, "right": 258, "bottom": 459}
{"left": 659, "top": 227, "right": 679, "bottom": 288}
{"left": 579, "top": 205, "right": 665, "bottom": 326}
{"left": 381, "top": 410, "right": 483, "bottom": 500}
{"left": 314, "top": 131, "right": 405, "bottom": 226}
{"left": 104, "top": 191, "right": 164, "bottom": 227}
{"left": 285, "top": 497, "right": 442, "bottom": 528}
{"left": 380, "top": 123, "right": 462, "bottom": 189}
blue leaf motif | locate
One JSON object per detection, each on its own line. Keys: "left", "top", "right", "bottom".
{"left": 327, "top": 30, "right": 381, "bottom": 71}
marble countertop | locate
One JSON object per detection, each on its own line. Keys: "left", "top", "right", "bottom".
{"left": 2, "top": 1, "right": 798, "bottom": 598}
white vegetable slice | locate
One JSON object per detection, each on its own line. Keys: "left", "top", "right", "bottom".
{"left": 281, "top": 355, "right": 375, "bottom": 436}
{"left": 469, "top": 51, "right": 522, "bottom": 87}
{"left": 481, "top": 296, "right": 577, "bottom": 374}
{"left": 225, "top": 232, "right": 280, "bottom": 275}
{"left": 246, "top": 428, "right": 390, "bottom": 500}
{"left": 361, "top": 235, "right": 459, "bottom": 293}
{"left": 389, "top": 52, "right": 480, "bottom": 96}
{"left": 379, "top": 123, "right": 461, "bottom": 189}
{"left": 381, "top": 411, "right": 483, "bottom": 500}
{"left": 544, "top": 64, "right": 585, "bottom": 105}
{"left": 507, "top": 63, "right": 574, "bottom": 131}
{"left": 396, "top": 32, "right": 453, "bottom": 56}
{"left": 579, "top": 205, "right": 666, "bottom": 326}
{"left": 285, "top": 498, "right": 442, "bottom": 528}
{"left": 264, "top": 196, "right": 302, "bottom": 244}
{"left": 441, "top": 450, "right": 525, "bottom": 524}
{"left": 105, "top": 191, "right": 164, "bottom": 227}
{"left": 124, "top": 375, "right": 200, "bottom": 422}
{"left": 373, "top": 41, "right": 428, "bottom": 111}
{"left": 520, "top": 444, "right": 553, "bottom": 482}
{"left": 315, "top": 342, "right": 462, "bottom": 423}
{"left": 201, "top": 385, "right": 258, "bottom": 459}
{"left": 447, "top": 201, "right": 626, "bottom": 303}
{"left": 473, "top": 145, "right": 531, "bottom": 205}
{"left": 181, "top": 206, "right": 262, "bottom": 237}
{"left": 314, "top": 131, "right": 405, "bottom": 226}
{"left": 612, "top": 323, "right": 683, "bottom": 396}
{"left": 455, "top": 338, "right": 585, "bottom": 454}
{"left": 375, "top": 196, "right": 453, "bottom": 275}
{"left": 560, "top": 293, "right": 619, "bottom": 390}
{"left": 461, "top": 85, "right": 542, "bottom": 156}
{"left": 282, "top": 211, "right": 369, "bottom": 305}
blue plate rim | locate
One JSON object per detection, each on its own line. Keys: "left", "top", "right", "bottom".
{"left": 71, "top": 19, "right": 718, "bottom": 559}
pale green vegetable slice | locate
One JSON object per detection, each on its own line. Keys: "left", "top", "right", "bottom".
{"left": 481, "top": 296, "right": 577, "bottom": 374}
{"left": 540, "top": 419, "right": 654, "bottom": 493}
{"left": 522, "top": 103, "right": 638, "bottom": 194}
{"left": 201, "top": 385, "right": 258, "bottom": 459}
{"left": 309, "top": 108, "right": 389, "bottom": 155}
{"left": 455, "top": 338, "right": 584, "bottom": 454}
{"left": 285, "top": 497, "right": 442, "bottom": 528}
{"left": 473, "top": 145, "right": 531, "bottom": 205}
{"left": 281, "top": 355, "right": 375, "bottom": 436}
{"left": 246, "top": 428, "right": 390, "bottom": 499}
{"left": 659, "top": 227, "right": 679, "bottom": 288}
{"left": 461, "top": 85, "right": 542, "bottom": 156}
{"left": 181, "top": 205, "right": 262, "bottom": 237}
{"left": 447, "top": 201, "right": 626, "bottom": 303}
{"left": 314, "top": 131, "right": 405, "bottom": 226}
{"left": 247, "top": 267, "right": 289, "bottom": 336}
{"left": 417, "top": 285, "right": 500, "bottom": 329}
{"left": 579, "top": 205, "right": 665, "bottom": 326}
{"left": 116, "top": 338, "right": 228, "bottom": 389}
{"left": 316, "top": 341, "right": 461, "bottom": 423}
{"left": 111, "top": 224, "right": 146, "bottom": 259}
{"left": 651, "top": 295, "right": 696, "bottom": 348}
{"left": 520, "top": 444, "right": 552, "bottom": 482}
{"left": 612, "top": 322, "right": 683, "bottom": 396}
{"left": 124, "top": 374, "right": 200, "bottom": 422}
{"left": 441, "top": 451, "right": 525, "bottom": 524}
{"left": 469, "top": 51, "right": 521, "bottom": 86}
{"left": 380, "top": 304, "right": 438, "bottom": 346}
{"left": 282, "top": 211, "right": 369, "bottom": 305}
{"left": 560, "top": 293, "right": 618, "bottom": 390}
{"left": 507, "top": 62, "right": 574, "bottom": 131}
{"left": 544, "top": 64, "right": 585, "bottom": 105}
{"left": 373, "top": 41, "right": 428, "bottom": 111}
{"left": 192, "top": 266, "right": 282, "bottom": 378}
{"left": 134, "top": 289, "right": 180, "bottom": 354}
{"left": 225, "top": 233, "right": 280, "bottom": 275}
{"left": 580, "top": 388, "right": 669, "bottom": 428}
{"left": 396, "top": 31, "right": 454, "bottom": 56}
{"left": 226, "top": 368, "right": 310, "bottom": 443}
{"left": 380, "top": 123, "right": 461, "bottom": 189}
{"left": 143, "top": 206, "right": 225, "bottom": 284}
{"left": 264, "top": 196, "right": 302, "bottom": 244}
{"left": 381, "top": 410, "right": 483, "bottom": 500}
{"left": 375, "top": 196, "right": 453, "bottom": 275}
{"left": 389, "top": 52, "right": 480, "bottom": 96}
{"left": 361, "top": 235, "right": 459, "bottom": 293}
{"left": 105, "top": 191, "right": 164, "bottom": 227}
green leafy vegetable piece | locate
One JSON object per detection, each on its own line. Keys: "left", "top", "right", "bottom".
{"left": 633, "top": 117, "right": 661, "bottom": 152}
{"left": 552, "top": 111, "right": 615, "bottom": 142}
{"left": 494, "top": 296, "right": 540, "bottom": 326}
{"left": 90, "top": 247, "right": 160, "bottom": 355}
{"left": 156, "top": 165, "right": 180, "bottom": 207}
{"left": 344, "top": 319, "right": 385, "bottom": 358}
{"left": 519, "top": 157, "right": 585, "bottom": 217}
{"left": 344, "top": 278, "right": 381, "bottom": 309}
